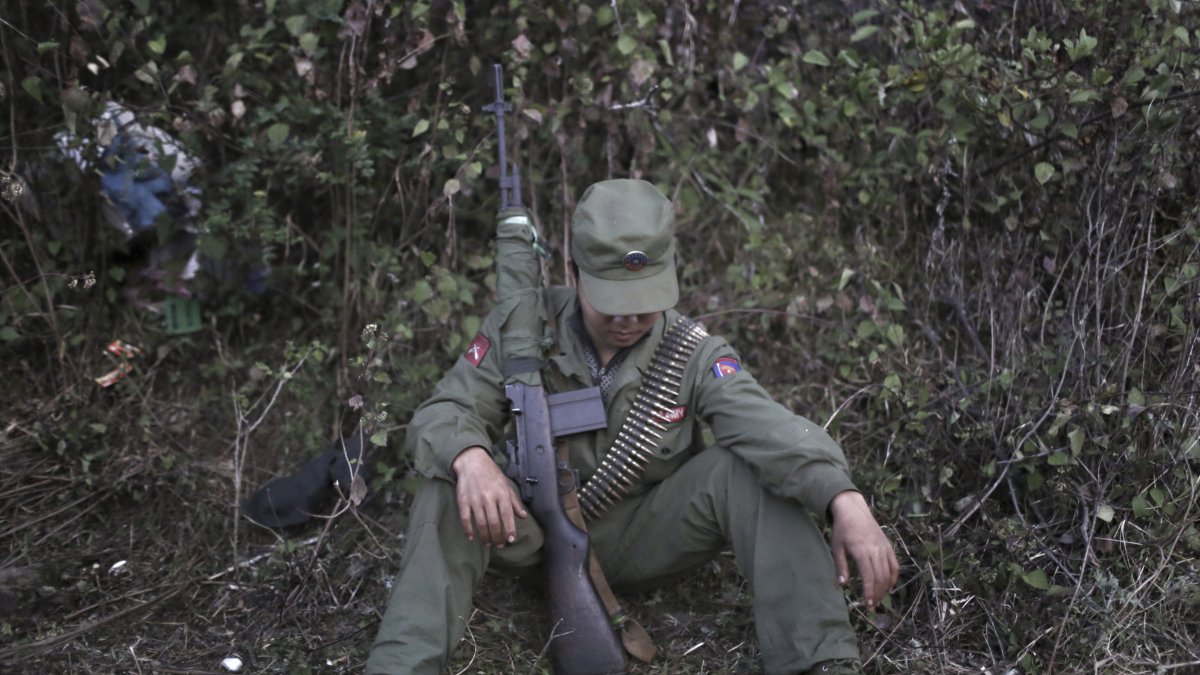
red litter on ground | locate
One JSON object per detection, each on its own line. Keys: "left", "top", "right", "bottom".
{"left": 95, "top": 340, "right": 143, "bottom": 387}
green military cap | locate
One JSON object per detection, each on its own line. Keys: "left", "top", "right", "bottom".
{"left": 570, "top": 179, "right": 679, "bottom": 316}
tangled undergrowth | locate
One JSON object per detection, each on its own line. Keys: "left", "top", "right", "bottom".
{"left": 3, "top": 0, "right": 1199, "bottom": 673}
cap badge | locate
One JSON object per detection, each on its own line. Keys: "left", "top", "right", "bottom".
{"left": 623, "top": 250, "right": 649, "bottom": 271}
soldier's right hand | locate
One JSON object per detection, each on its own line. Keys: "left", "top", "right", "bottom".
{"left": 451, "top": 446, "right": 528, "bottom": 548}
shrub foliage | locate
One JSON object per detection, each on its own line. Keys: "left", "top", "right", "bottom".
{"left": 2, "top": 0, "right": 1197, "bottom": 672}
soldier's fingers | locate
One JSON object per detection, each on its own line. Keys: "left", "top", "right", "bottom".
{"left": 499, "top": 499, "right": 517, "bottom": 546}
{"left": 456, "top": 491, "right": 476, "bottom": 541}
{"left": 833, "top": 542, "right": 850, "bottom": 586}
{"left": 863, "top": 548, "right": 888, "bottom": 606}
{"left": 876, "top": 553, "right": 893, "bottom": 599}
{"left": 868, "top": 547, "right": 897, "bottom": 605}
{"left": 483, "top": 498, "right": 503, "bottom": 547}
{"left": 509, "top": 487, "right": 528, "bottom": 519}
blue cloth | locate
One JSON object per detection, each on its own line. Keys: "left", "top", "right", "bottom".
{"left": 98, "top": 135, "right": 175, "bottom": 232}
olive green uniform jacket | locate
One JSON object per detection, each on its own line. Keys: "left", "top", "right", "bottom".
{"left": 410, "top": 286, "right": 857, "bottom": 517}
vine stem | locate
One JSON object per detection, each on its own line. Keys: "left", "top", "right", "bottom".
{"left": 229, "top": 348, "right": 313, "bottom": 579}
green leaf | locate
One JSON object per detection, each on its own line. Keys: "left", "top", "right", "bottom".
{"left": 369, "top": 431, "right": 388, "bottom": 447}
{"left": 134, "top": 61, "right": 159, "bottom": 85}
{"left": 1065, "top": 28, "right": 1098, "bottom": 61}
{"left": 1034, "top": 162, "right": 1055, "bottom": 185}
{"left": 412, "top": 118, "right": 430, "bottom": 137}
{"left": 1022, "top": 568, "right": 1050, "bottom": 590}
{"left": 37, "top": 41, "right": 60, "bottom": 54}
{"left": 802, "top": 50, "right": 830, "bottom": 67}
{"left": 148, "top": 35, "right": 167, "bottom": 55}
{"left": 409, "top": 280, "right": 433, "bottom": 302}
{"left": 594, "top": 5, "right": 614, "bottom": 27}
{"left": 1173, "top": 26, "right": 1190, "bottom": 46}
{"left": 733, "top": 52, "right": 749, "bottom": 71}
{"left": 851, "top": 9, "right": 879, "bottom": 24}
{"left": 850, "top": 25, "right": 879, "bottom": 43}
{"left": 0, "top": 326, "right": 18, "bottom": 341}
{"left": 1096, "top": 504, "right": 1115, "bottom": 522}
{"left": 285, "top": 15, "right": 307, "bottom": 36}
{"left": 21, "top": 76, "right": 43, "bottom": 104}
{"left": 1047, "top": 451, "right": 1070, "bottom": 466}
{"left": 266, "top": 123, "right": 290, "bottom": 146}
{"left": 616, "top": 34, "right": 637, "bottom": 55}
{"left": 1068, "top": 427, "right": 1084, "bottom": 455}
{"left": 1069, "top": 89, "right": 1098, "bottom": 105}
{"left": 1132, "top": 493, "right": 1151, "bottom": 518}
{"left": 1128, "top": 388, "right": 1145, "bottom": 406}
{"left": 299, "top": 32, "right": 319, "bottom": 56}
{"left": 109, "top": 266, "right": 126, "bottom": 282}
{"left": 837, "top": 268, "right": 855, "bottom": 291}
{"left": 882, "top": 373, "right": 901, "bottom": 393}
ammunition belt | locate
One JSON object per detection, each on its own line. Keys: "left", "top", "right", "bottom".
{"left": 578, "top": 316, "right": 708, "bottom": 520}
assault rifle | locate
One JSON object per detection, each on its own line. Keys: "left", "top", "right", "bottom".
{"left": 504, "top": 384, "right": 624, "bottom": 674}
{"left": 486, "top": 63, "right": 627, "bottom": 674}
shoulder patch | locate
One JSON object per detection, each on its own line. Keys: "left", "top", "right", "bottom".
{"left": 711, "top": 356, "right": 741, "bottom": 378}
{"left": 464, "top": 334, "right": 491, "bottom": 367}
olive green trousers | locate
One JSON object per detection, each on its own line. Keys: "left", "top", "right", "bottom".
{"left": 365, "top": 448, "right": 860, "bottom": 674}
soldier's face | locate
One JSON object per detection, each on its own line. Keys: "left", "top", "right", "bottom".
{"left": 577, "top": 284, "right": 661, "bottom": 356}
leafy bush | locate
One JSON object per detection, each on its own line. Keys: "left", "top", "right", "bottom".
{"left": 2, "top": 0, "right": 1197, "bottom": 672}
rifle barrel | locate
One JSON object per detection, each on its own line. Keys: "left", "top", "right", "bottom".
{"left": 487, "top": 63, "right": 521, "bottom": 209}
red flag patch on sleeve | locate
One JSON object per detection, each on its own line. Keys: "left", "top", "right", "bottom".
{"left": 711, "top": 356, "right": 741, "bottom": 378}
{"left": 464, "top": 334, "right": 491, "bottom": 367}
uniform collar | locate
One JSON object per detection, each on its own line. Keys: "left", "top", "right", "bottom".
{"left": 547, "top": 287, "right": 666, "bottom": 389}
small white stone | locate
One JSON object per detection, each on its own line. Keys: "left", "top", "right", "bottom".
{"left": 221, "top": 656, "right": 243, "bottom": 672}
{"left": 108, "top": 560, "right": 127, "bottom": 575}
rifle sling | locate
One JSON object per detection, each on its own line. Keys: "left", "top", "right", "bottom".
{"left": 501, "top": 356, "right": 545, "bottom": 378}
{"left": 558, "top": 449, "right": 657, "bottom": 664}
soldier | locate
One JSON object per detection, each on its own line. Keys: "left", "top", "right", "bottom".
{"left": 367, "top": 179, "right": 899, "bottom": 674}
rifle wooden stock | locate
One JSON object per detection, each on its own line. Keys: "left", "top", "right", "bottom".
{"left": 505, "top": 382, "right": 626, "bottom": 675}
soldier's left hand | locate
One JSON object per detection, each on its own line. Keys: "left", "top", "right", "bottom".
{"left": 828, "top": 490, "right": 899, "bottom": 611}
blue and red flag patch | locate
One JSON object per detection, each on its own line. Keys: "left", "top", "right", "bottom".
{"left": 711, "top": 356, "right": 741, "bottom": 378}
{"left": 464, "top": 334, "right": 490, "bottom": 367}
